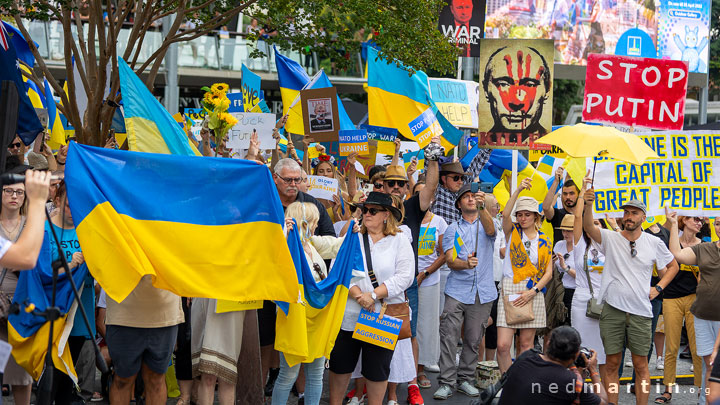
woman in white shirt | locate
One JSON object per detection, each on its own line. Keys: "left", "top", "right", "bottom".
{"left": 552, "top": 214, "right": 577, "bottom": 327}
{"left": 496, "top": 179, "right": 553, "bottom": 373}
{"left": 328, "top": 192, "right": 414, "bottom": 405}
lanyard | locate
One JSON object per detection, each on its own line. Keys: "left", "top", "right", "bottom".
{"left": 419, "top": 214, "right": 434, "bottom": 244}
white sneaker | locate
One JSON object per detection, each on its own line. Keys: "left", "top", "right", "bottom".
{"left": 387, "top": 401, "right": 398, "bottom": 405}
{"left": 625, "top": 360, "right": 633, "bottom": 367}
{"left": 657, "top": 356, "right": 664, "bottom": 370}
{"left": 424, "top": 364, "right": 440, "bottom": 373}
{"left": 691, "top": 364, "right": 694, "bottom": 372}
{"left": 457, "top": 381, "right": 480, "bottom": 397}
{"left": 347, "top": 397, "right": 363, "bottom": 405}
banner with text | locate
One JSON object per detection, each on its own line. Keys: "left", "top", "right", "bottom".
{"left": 307, "top": 175, "right": 339, "bottom": 201}
{"left": 227, "top": 113, "right": 276, "bottom": 150}
{"left": 339, "top": 129, "right": 369, "bottom": 156}
{"left": 361, "top": 124, "right": 398, "bottom": 155}
{"left": 429, "top": 78, "right": 479, "bottom": 129}
{"left": 241, "top": 64, "right": 263, "bottom": 112}
{"left": 590, "top": 131, "right": 720, "bottom": 218}
{"left": 583, "top": 54, "right": 688, "bottom": 130}
{"left": 409, "top": 108, "right": 442, "bottom": 148}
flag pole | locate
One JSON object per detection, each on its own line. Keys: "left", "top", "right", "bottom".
{"left": 511, "top": 149, "right": 518, "bottom": 193}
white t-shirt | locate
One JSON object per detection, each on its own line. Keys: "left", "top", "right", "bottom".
{"left": 492, "top": 217, "right": 504, "bottom": 283}
{"left": 502, "top": 231, "right": 540, "bottom": 281}
{"left": 597, "top": 229, "right": 674, "bottom": 317}
{"left": 573, "top": 237, "right": 604, "bottom": 293}
{"left": 0, "top": 236, "right": 11, "bottom": 261}
{"left": 553, "top": 240, "right": 576, "bottom": 289}
{"left": 417, "top": 214, "right": 448, "bottom": 287}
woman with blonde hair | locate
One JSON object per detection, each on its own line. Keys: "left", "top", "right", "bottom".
{"left": 496, "top": 178, "right": 553, "bottom": 373}
{"left": 328, "top": 192, "right": 414, "bottom": 405}
{"left": 272, "top": 202, "right": 357, "bottom": 405}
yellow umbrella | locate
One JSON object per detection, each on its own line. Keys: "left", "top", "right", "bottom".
{"left": 536, "top": 123, "right": 659, "bottom": 165}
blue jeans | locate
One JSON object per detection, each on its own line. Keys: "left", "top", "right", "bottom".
{"left": 407, "top": 277, "right": 419, "bottom": 338}
{"left": 620, "top": 298, "right": 662, "bottom": 380}
{"left": 271, "top": 353, "right": 325, "bottom": 405}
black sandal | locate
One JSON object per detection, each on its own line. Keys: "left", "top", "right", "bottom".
{"left": 654, "top": 391, "right": 672, "bottom": 403}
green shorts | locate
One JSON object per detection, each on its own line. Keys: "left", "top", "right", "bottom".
{"left": 599, "top": 304, "right": 652, "bottom": 356}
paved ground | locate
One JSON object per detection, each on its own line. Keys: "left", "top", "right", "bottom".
{"left": 3, "top": 348, "right": 702, "bottom": 404}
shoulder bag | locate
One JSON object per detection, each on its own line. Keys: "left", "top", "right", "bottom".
{"left": 363, "top": 233, "right": 411, "bottom": 340}
{"left": 583, "top": 244, "right": 604, "bottom": 320}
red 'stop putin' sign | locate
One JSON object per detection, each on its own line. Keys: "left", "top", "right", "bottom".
{"left": 583, "top": 54, "right": 688, "bottom": 131}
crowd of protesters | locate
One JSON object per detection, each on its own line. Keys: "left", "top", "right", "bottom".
{"left": 0, "top": 124, "right": 719, "bottom": 405}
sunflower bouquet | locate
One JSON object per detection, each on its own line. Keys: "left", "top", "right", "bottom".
{"left": 201, "top": 83, "right": 238, "bottom": 155}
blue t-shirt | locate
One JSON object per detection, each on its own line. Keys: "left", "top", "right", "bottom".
{"left": 45, "top": 221, "right": 95, "bottom": 339}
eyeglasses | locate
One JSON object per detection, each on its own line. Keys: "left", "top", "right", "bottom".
{"left": 448, "top": 175, "right": 462, "bottom": 182}
{"left": 8, "top": 143, "right": 20, "bottom": 149}
{"left": 361, "top": 207, "right": 387, "bottom": 216}
{"left": 385, "top": 180, "right": 407, "bottom": 188}
{"left": 373, "top": 183, "right": 383, "bottom": 189}
{"left": 3, "top": 189, "right": 24, "bottom": 197}
{"left": 524, "top": 241, "right": 532, "bottom": 250}
{"left": 629, "top": 240, "right": 637, "bottom": 258}
{"left": 277, "top": 174, "right": 302, "bottom": 184}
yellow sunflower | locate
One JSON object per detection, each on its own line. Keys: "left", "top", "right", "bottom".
{"left": 211, "top": 83, "right": 229, "bottom": 94}
{"left": 217, "top": 96, "right": 231, "bottom": 111}
{"left": 220, "top": 113, "right": 238, "bottom": 126}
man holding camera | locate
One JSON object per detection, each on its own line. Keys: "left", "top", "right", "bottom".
{"left": 499, "top": 326, "right": 608, "bottom": 404}
{"left": 433, "top": 183, "right": 496, "bottom": 400}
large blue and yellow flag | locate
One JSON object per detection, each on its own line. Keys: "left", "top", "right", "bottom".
{"left": 9, "top": 235, "right": 86, "bottom": 381}
{"left": 275, "top": 47, "right": 355, "bottom": 135}
{"left": 366, "top": 47, "right": 461, "bottom": 151}
{"left": 275, "top": 223, "right": 362, "bottom": 367}
{"left": 65, "top": 143, "right": 298, "bottom": 303}
{"left": 118, "top": 57, "right": 200, "bottom": 156}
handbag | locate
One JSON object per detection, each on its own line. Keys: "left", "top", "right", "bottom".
{"left": 583, "top": 244, "right": 604, "bottom": 320}
{"left": 502, "top": 293, "right": 534, "bottom": 325}
{"left": 362, "top": 233, "right": 411, "bottom": 340}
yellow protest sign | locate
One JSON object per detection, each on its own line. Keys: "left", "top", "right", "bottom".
{"left": 216, "top": 299, "right": 263, "bottom": 313}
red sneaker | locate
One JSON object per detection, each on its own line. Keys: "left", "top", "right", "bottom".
{"left": 407, "top": 384, "right": 424, "bottom": 405}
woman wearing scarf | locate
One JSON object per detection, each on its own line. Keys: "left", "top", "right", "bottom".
{"left": 496, "top": 178, "right": 553, "bottom": 373}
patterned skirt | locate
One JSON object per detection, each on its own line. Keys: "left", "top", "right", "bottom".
{"left": 497, "top": 277, "right": 547, "bottom": 329}
{"left": 191, "top": 298, "right": 246, "bottom": 384}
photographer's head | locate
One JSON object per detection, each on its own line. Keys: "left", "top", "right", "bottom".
{"left": 546, "top": 326, "right": 582, "bottom": 367}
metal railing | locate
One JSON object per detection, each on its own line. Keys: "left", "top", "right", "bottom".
{"left": 24, "top": 19, "right": 365, "bottom": 77}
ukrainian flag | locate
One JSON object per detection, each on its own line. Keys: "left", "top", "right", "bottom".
{"left": 9, "top": 236, "right": 85, "bottom": 381}
{"left": 452, "top": 230, "right": 465, "bottom": 261}
{"left": 275, "top": 47, "right": 355, "bottom": 135}
{"left": 477, "top": 149, "right": 549, "bottom": 209}
{"left": 367, "top": 48, "right": 462, "bottom": 151}
{"left": 275, "top": 222, "right": 363, "bottom": 367}
{"left": 118, "top": 57, "right": 200, "bottom": 156}
{"left": 64, "top": 142, "right": 298, "bottom": 304}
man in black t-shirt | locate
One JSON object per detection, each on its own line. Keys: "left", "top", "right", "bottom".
{"left": 381, "top": 140, "right": 440, "bottom": 405}
{"left": 542, "top": 166, "right": 580, "bottom": 246}
{"left": 499, "top": 326, "right": 608, "bottom": 405}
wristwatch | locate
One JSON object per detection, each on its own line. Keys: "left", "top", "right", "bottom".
{"left": 566, "top": 265, "right": 571, "bottom": 272}
{"left": 654, "top": 285, "right": 663, "bottom": 293}
{"left": 424, "top": 270, "right": 430, "bottom": 278}
{"left": 533, "top": 287, "right": 540, "bottom": 293}
{"left": 371, "top": 291, "right": 377, "bottom": 300}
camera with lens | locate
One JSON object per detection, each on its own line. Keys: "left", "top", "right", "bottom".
{"left": 574, "top": 347, "right": 592, "bottom": 368}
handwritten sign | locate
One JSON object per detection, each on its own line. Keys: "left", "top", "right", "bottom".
{"left": 408, "top": 108, "right": 442, "bottom": 148}
{"left": 216, "top": 299, "right": 263, "bottom": 313}
{"left": 241, "top": 64, "right": 262, "bottom": 112}
{"left": 362, "top": 124, "right": 398, "bottom": 155}
{"left": 227, "top": 113, "right": 276, "bottom": 150}
{"left": 591, "top": 131, "right": 720, "bottom": 217}
{"left": 307, "top": 175, "right": 339, "bottom": 201}
{"left": 583, "top": 54, "right": 688, "bottom": 130}
{"left": 339, "top": 129, "right": 369, "bottom": 156}
{"left": 352, "top": 308, "right": 402, "bottom": 350}
{"left": 429, "top": 78, "right": 479, "bottom": 129}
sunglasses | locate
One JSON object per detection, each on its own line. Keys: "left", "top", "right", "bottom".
{"left": 590, "top": 249, "right": 600, "bottom": 265}
{"left": 373, "top": 183, "right": 383, "bottom": 189}
{"left": 361, "top": 207, "right": 387, "bottom": 216}
{"left": 8, "top": 143, "right": 21, "bottom": 149}
{"left": 629, "top": 240, "right": 637, "bottom": 258}
{"left": 688, "top": 217, "right": 703, "bottom": 223}
{"left": 563, "top": 253, "right": 570, "bottom": 260}
{"left": 446, "top": 175, "right": 462, "bottom": 182}
{"left": 524, "top": 241, "right": 532, "bottom": 250}
{"left": 385, "top": 180, "right": 407, "bottom": 188}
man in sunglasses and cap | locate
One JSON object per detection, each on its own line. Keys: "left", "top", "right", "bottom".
{"left": 583, "top": 191, "right": 678, "bottom": 405}
{"left": 431, "top": 161, "right": 470, "bottom": 225}
{"left": 434, "top": 183, "right": 496, "bottom": 400}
